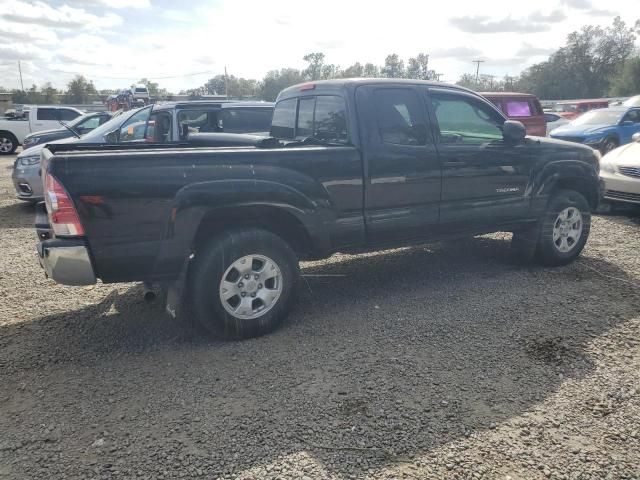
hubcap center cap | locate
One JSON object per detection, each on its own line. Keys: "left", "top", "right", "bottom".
{"left": 244, "top": 280, "right": 258, "bottom": 293}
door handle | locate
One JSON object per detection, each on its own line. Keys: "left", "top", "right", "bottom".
{"left": 443, "top": 161, "right": 465, "bottom": 167}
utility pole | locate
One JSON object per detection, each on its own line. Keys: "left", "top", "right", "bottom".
{"left": 18, "top": 60, "right": 24, "bottom": 91}
{"left": 224, "top": 66, "right": 229, "bottom": 99}
{"left": 472, "top": 60, "right": 484, "bottom": 83}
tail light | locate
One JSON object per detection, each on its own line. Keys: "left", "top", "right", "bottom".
{"left": 45, "top": 173, "right": 85, "bottom": 237}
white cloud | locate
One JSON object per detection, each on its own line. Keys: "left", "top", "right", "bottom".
{"left": 0, "top": 0, "right": 631, "bottom": 92}
{"left": 66, "top": 0, "right": 151, "bottom": 8}
{"left": 1, "top": 0, "right": 122, "bottom": 29}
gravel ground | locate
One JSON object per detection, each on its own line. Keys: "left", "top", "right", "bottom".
{"left": 1, "top": 153, "right": 639, "bottom": 480}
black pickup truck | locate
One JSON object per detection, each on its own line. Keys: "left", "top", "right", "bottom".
{"left": 36, "top": 79, "right": 602, "bottom": 339}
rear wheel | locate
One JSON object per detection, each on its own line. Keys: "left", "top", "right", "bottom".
{"left": 188, "top": 228, "right": 299, "bottom": 339}
{"left": 535, "top": 190, "right": 591, "bottom": 266}
{"left": 0, "top": 132, "right": 17, "bottom": 155}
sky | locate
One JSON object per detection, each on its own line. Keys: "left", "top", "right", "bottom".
{"left": 0, "top": 0, "right": 634, "bottom": 92}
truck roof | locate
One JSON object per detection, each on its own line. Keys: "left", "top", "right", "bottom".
{"left": 278, "top": 78, "right": 473, "bottom": 100}
{"left": 153, "top": 100, "right": 273, "bottom": 110}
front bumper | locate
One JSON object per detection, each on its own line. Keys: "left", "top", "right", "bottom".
{"left": 12, "top": 164, "right": 44, "bottom": 202}
{"left": 37, "top": 240, "right": 97, "bottom": 286}
{"left": 600, "top": 169, "right": 640, "bottom": 204}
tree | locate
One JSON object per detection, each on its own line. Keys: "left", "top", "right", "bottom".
{"left": 381, "top": 54, "right": 405, "bottom": 78}
{"left": 517, "top": 17, "right": 639, "bottom": 99}
{"left": 321, "top": 64, "right": 340, "bottom": 79}
{"left": 341, "top": 62, "right": 364, "bottom": 78}
{"left": 41, "top": 83, "right": 59, "bottom": 104}
{"left": 406, "top": 53, "right": 433, "bottom": 80}
{"left": 363, "top": 63, "right": 380, "bottom": 77}
{"left": 303, "top": 52, "right": 325, "bottom": 80}
{"left": 609, "top": 57, "right": 640, "bottom": 96}
{"left": 259, "top": 68, "right": 306, "bottom": 101}
{"left": 64, "top": 75, "right": 97, "bottom": 104}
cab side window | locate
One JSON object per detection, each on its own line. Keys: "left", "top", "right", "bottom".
{"left": 430, "top": 92, "right": 504, "bottom": 144}
{"left": 622, "top": 110, "right": 640, "bottom": 123}
{"left": 373, "top": 88, "right": 428, "bottom": 146}
{"left": 37, "top": 108, "right": 57, "bottom": 121}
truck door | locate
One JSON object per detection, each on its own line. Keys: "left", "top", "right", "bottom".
{"left": 619, "top": 109, "right": 640, "bottom": 144}
{"left": 356, "top": 85, "right": 441, "bottom": 243}
{"left": 426, "top": 88, "right": 533, "bottom": 228}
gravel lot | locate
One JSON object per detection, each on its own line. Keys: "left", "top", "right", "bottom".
{"left": 1, "top": 152, "right": 639, "bottom": 480}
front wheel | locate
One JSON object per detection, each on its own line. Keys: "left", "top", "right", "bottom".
{"left": 188, "top": 228, "right": 300, "bottom": 339}
{"left": 600, "top": 137, "right": 618, "bottom": 154}
{"left": 535, "top": 190, "right": 591, "bottom": 266}
{"left": 0, "top": 132, "right": 17, "bottom": 155}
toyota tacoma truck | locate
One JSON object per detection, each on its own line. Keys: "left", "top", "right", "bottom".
{"left": 35, "top": 79, "right": 602, "bottom": 339}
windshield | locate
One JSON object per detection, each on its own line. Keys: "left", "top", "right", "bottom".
{"left": 571, "top": 110, "right": 622, "bottom": 126}
{"left": 82, "top": 107, "right": 146, "bottom": 140}
{"left": 553, "top": 104, "right": 577, "bottom": 113}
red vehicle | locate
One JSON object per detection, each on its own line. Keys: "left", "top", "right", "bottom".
{"left": 481, "top": 92, "right": 546, "bottom": 137}
{"left": 552, "top": 99, "right": 609, "bottom": 120}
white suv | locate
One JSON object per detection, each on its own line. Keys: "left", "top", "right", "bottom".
{"left": 132, "top": 85, "right": 150, "bottom": 104}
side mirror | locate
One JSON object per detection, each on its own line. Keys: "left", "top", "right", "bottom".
{"left": 104, "top": 129, "right": 118, "bottom": 143}
{"left": 632, "top": 132, "right": 640, "bottom": 143}
{"left": 502, "top": 120, "right": 526, "bottom": 144}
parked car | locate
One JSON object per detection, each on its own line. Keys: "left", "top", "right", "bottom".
{"left": 623, "top": 95, "right": 640, "bottom": 107}
{"left": 36, "top": 79, "right": 601, "bottom": 340}
{"left": 599, "top": 132, "right": 640, "bottom": 205}
{"left": 544, "top": 112, "right": 570, "bottom": 135}
{"left": 550, "top": 106, "right": 640, "bottom": 154}
{"left": 0, "top": 105, "right": 84, "bottom": 154}
{"left": 481, "top": 92, "right": 546, "bottom": 136}
{"left": 22, "top": 111, "right": 113, "bottom": 149}
{"left": 12, "top": 101, "right": 274, "bottom": 202}
{"left": 552, "top": 99, "right": 609, "bottom": 120}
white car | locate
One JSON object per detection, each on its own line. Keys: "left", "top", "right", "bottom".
{"left": 600, "top": 132, "right": 640, "bottom": 205}
{"left": 544, "top": 112, "right": 570, "bottom": 136}
{"left": 0, "top": 105, "right": 83, "bottom": 154}
{"left": 623, "top": 95, "right": 640, "bottom": 107}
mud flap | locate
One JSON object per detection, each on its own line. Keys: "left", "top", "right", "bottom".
{"left": 165, "top": 254, "right": 192, "bottom": 319}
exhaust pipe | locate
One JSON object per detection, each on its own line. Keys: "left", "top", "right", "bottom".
{"left": 143, "top": 282, "right": 160, "bottom": 303}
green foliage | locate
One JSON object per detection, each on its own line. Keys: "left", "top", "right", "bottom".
{"left": 303, "top": 52, "right": 325, "bottom": 81}
{"left": 406, "top": 53, "right": 435, "bottom": 80}
{"left": 63, "top": 75, "right": 97, "bottom": 104}
{"left": 609, "top": 57, "right": 640, "bottom": 96}
{"left": 381, "top": 54, "right": 405, "bottom": 78}
{"left": 515, "top": 17, "right": 639, "bottom": 99}
{"left": 259, "top": 68, "right": 306, "bottom": 102}
{"left": 9, "top": 83, "right": 61, "bottom": 104}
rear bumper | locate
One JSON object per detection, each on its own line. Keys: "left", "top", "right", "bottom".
{"left": 35, "top": 201, "right": 96, "bottom": 286}
{"left": 37, "top": 240, "right": 97, "bottom": 286}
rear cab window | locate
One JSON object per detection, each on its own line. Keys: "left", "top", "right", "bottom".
{"left": 270, "top": 95, "right": 348, "bottom": 143}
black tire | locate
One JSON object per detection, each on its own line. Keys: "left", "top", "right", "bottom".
{"left": 187, "top": 228, "right": 300, "bottom": 339}
{"left": 600, "top": 137, "right": 618, "bottom": 154}
{"left": 0, "top": 131, "right": 18, "bottom": 155}
{"left": 535, "top": 190, "right": 591, "bottom": 266}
